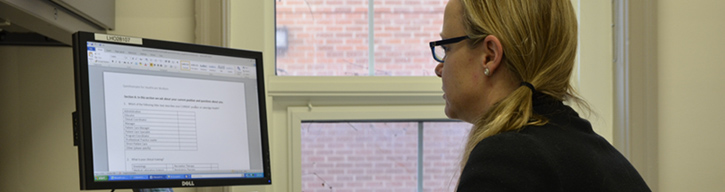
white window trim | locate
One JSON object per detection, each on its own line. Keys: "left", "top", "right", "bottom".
{"left": 268, "top": 76, "right": 442, "bottom": 96}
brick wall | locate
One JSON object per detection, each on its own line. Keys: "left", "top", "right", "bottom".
{"left": 300, "top": 122, "right": 469, "bottom": 192}
{"left": 276, "top": 0, "right": 448, "bottom": 76}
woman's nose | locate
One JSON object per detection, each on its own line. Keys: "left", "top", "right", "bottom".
{"left": 434, "top": 63, "right": 443, "bottom": 77}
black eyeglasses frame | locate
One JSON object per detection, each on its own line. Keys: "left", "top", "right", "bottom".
{"left": 428, "top": 36, "right": 469, "bottom": 63}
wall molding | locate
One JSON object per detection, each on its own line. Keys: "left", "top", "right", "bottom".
{"left": 194, "top": 0, "right": 228, "bottom": 47}
{"left": 613, "top": 0, "right": 658, "bottom": 190}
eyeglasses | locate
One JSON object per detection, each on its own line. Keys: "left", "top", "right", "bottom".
{"left": 428, "top": 36, "right": 469, "bottom": 63}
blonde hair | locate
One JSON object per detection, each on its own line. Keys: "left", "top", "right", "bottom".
{"left": 458, "top": 0, "right": 585, "bottom": 169}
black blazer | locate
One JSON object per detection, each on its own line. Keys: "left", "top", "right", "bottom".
{"left": 457, "top": 93, "right": 651, "bottom": 192}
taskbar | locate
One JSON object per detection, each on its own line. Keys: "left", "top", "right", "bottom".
{"left": 94, "top": 173, "right": 265, "bottom": 181}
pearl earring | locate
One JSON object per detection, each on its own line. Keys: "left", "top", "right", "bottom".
{"left": 484, "top": 68, "right": 490, "bottom": 76}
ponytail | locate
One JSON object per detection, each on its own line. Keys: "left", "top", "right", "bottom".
{"left": 459, "top": 82, "right": 547, "bottom": 168}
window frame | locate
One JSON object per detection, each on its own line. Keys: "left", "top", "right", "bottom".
{"left": 286, "top": 105, "right": 448, "bottom": 191}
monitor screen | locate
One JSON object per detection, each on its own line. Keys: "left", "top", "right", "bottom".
{"left": 72, "top": 32, "right": 271, "bottom": 190}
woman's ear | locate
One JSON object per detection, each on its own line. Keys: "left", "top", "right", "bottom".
{"left": 480, "top": 35, "right": 504, "bottom": 75}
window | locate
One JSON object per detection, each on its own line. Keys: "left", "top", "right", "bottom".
{"left": 275, "top": 0, "right": 447, "bottom": 76}
{"left": 300, "top": 121, "right": 469, "bottom": 191}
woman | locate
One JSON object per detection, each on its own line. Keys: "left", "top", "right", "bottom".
{"left": 430, "top": 0, "right": 651, "bottom": 191}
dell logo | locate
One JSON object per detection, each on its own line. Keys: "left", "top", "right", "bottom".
{"left": 181, "top": 181, "right": 195, "bottom": 186}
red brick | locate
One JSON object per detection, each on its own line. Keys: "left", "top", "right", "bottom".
{"left": 336, "top": 32, "right": 354, "bottom": 38}
{"left": 347, "top": 13, "right": 367, "bottom": 20}
{"left": 326, "top": 25, "right": 344, "bottom": 32}
{"left": 352, "top": 6, "right": 367, "bottom": 12}
{"left": 393, "top": 32, "right": 412, "bottom": 38}
{"left": 325, "top": 1, "right": 344, "bottom": 5}
{"left": 337, "top": 175, "right": 354, "bottom": 181}
{"left": 327, "top": 168, "right": 345, "bottom": 174}
{"left": 336, "top": 162, "right": 354, "bottom": 168}
{"left": 315, "top": 32, "right": 335, "bottom": 38}
{"left": 315, "top": 162, "right": 335, "bottom": 168}
{"left": 353, "top": 162, "right": 372, "bottom": 168}
{"left": 384, "top": 1, "right": 403, "bottom": 5}
{"left": 404, "top": 0, "right": 422, "bottom": 6}
{"left": 353, "top": 19, "right": 368, "bottom": 25}
{"left": 276, "top": 6, "right": 294, "bottom": 13}
{"left": 354, "top": 33, "right": 368, "bottom": 38}
{"left": 365, "top": 155, "right": 384, "bottom": 161}
{"left": 393, "top": 7, "right": 412, "bottom": 13}
{"left": 355, "top": 175, "right": 373, "bottom": 181}
{"left": 334, "top": 7, "right": 353, "bottom": 13}
{"left": 345, "top": 25, "right": 365, "bottom": 32}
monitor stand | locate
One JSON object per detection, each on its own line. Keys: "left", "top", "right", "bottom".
{"left": 133, "top": 188, "right": 174, "bottom": 192}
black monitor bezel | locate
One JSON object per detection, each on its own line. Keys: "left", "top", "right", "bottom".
{"left": 72, "top": 31, "right": 271, "bottom": 190}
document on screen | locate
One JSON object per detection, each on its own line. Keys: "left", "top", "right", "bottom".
{"left": 102, "top": 72, "right": 251, "bottom": 172}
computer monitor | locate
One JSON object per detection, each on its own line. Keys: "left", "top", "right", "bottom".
{"left": 72, "top": 31, "right": 271, "bottom": 190}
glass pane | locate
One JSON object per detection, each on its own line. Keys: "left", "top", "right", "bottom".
{"left": 301, "top": 122, "right": 419, "bottom": 191}
{"left": 275, "top": 0, "right": 448, "bottom": 76}
{"left": 276, "top": 0, "right": 370, "bottom": 76}
{"left": 373, "top": 0, "right": 447, "bottom": 76}
{"left": 423, "top": 121, "right": 470, "bottom": 191}
{"left": 300, "top": 121, "right": 471, "bottom": 191}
